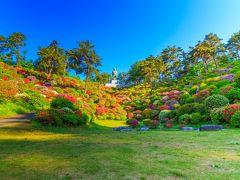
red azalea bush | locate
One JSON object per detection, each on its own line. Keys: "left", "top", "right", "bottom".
{"left": 194, "top": 89, "right": 210, "bottom": 102}
{"left": 1, "top": 76, "right": 9, "bottom": 81}
{"left": 164, "top": 122, "right": 173, "bottom": 128}
{"left": 220, "top": 86, "right": 233, "bottom": 95}
{"left": 160, "top": 105, "right": 170, "bottom": 110}
{"left": 24, "top": 78, "right": 30, "bottom": 84}
{"left": 223, "top": 104, "right": 240, "bottom": 122}
{"left": 57, "top": 94, "right": 77, "bottom": 103}
{"left": 127, "top": 112, "right": 134, "bottom": 119}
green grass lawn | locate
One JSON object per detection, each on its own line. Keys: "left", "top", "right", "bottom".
{"left": 0, "top": 123, "right": 240, "bottom": 179}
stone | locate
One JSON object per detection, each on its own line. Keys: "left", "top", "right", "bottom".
{"left": 138, "top": 126, "right": 150, "bottom": 131}
{"left": 112, "top": 126, "right": 132, "bottom": 132}
{"left": 181, "top": 127, "right": 194, "bottom": 131}
{"left": 199, "top": 125, "right": 223, "bottom": 131}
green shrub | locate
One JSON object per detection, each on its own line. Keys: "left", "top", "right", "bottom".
{"left": 158, "top": 110, "right": 170, "bottom": 122}
{"left": 179, "top": 94, "right": 192, "bottom": 104}
{"left": 205, "top": 95, "right": 229, "bottom": 110}
{"left": 51, "top": 97, "right": 75, "bottom": 110}
{"left": 193, "top": 103, "right": 206, "bottom": 115}
{"left": 189, "top": 86, "right": 198, "bottom": 95}
{"left": 168, "top": 110, "right": 176, "bottom": 119}
{"left": 225, "top": 88, "right": 240, "bottom": 103}
{"left": 210, "top": 107, "right": 225, "bottom": 124}
{"left": 216, "top": 80, "right": 231, "bottom": 89}
{"left": 191, "top": 113, "right": 201, "bottom": 124}
{"left": 176, "top": 104, "right": 194, "bottom": 116}
{"left": 230, "top": 111, "right": 240, "bottom": 127}
{"left": 234, "top": 72, "right": 240, "bottom": 87}
{"left": 17, "top": 90, "right": 48, "bottom": 110}
{"left": 179, "top": 114, "right": 192, "bottom": 124}
{"left": 63, "top": 114, "right": 83, "bottom": 126}
{"left": 143, "top": 119, "right": 152, "bottom": 126}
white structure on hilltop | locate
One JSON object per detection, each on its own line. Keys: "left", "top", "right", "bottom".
{"left": 105, "top": 68, "right": 119, "bottom": 87}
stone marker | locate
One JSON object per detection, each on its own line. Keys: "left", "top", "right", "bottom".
{"left": 199, "top": 125, "right": 223, "bottom": 131}
{"left": 112, "top": 126, "right": 132, "bottom": 132}
{"left": 181, "top": 127, "right": 194, "bottom": 131}
{"left": 138, "top": 126, "right": 150, "bottom": 131}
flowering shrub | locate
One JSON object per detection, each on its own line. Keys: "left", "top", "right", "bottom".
{"left": 210, "top": 107, "right": 226, "bottom": 124}
{"left": 164, "top": 122, "right": 173, "bottom": 128}
{"left": 158, "top": 110, "right": 171, "bottom": 122}
{"left": 220, "top": 74, "right": 234, "bottom": 82}
{"left": 128, "top": 119, "right": 139, "bottom": 128}
{"left": 142, "top": 108, "right": 152, "bottom": 118}
{"left": 36, "top": 109, "right": 87, "bottom": 126}
{"left": 51, "top": 97, "right": 75, "bottom": 110}
{"left": 57, "top": 94, "right": 77, "bottom": 103}
{"left": 27, "top": 76, "right": 37, "bottom": 81}
{"left": 143, "top": 119, "right": 159, "bottom": 128}
{"left": 220, "top": 86, "right": 233, "bottom": 95}
{"left": 223, "top": 104, "right": 240, "bottom": 122}
{"left": 127, "top": 112, "right": 134, "bottom": 119}
{"left": 230, "top": 111, "right": 240, "bottom": 127}
{"left": 0, "top": 80, "right": 19, "bottom": 100}
{"left": 160, "top": 105, "right": 170, "bottom": 110}
{"left": 194, "top": 89, "right": 210, "bottom": 102}
{"left": 1, "top": 76, "right": 9, "bottom": 81}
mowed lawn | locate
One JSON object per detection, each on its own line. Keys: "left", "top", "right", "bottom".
{"left": 0, "top": 123, "right": 240, "bottom": 180}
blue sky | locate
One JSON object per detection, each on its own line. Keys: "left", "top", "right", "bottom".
{"left": 1, "top": 0, "right": 240, "bottom": 74}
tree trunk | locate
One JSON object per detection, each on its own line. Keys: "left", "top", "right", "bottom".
{"left": 213, "top": 55, "right": 218, "bottom": 68}
{"left": 202, "top": 59, "right": 208, "bottom": 73}
{"left": 84, "top": 69, "right": 90, "bottom": 94}
{"left": 47, "top": 64, "right": 54, "bottom": 79}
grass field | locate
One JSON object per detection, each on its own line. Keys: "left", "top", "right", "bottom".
{"left": 0, "top": 123, "right": 240, "bottom": 179}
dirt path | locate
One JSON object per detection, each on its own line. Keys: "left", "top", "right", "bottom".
{"left": 0, "top": 113, "right": 35, "bottom": 127}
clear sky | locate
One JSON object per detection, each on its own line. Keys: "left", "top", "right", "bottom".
{"left": 1, "top": 0, "right": 240, "bottom": 74}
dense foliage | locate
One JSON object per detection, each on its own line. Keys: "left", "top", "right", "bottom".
{"left": 1, "top": 30, "right": 240, "bottom": 128}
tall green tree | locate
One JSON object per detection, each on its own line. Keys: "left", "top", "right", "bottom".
{"left": 204, "top": 33, "right": 224, "bottom": 68}
{"left": 140, "top": 55, "right": 164, "bottom": 92}
{"left": 8, "top": 32, "right": 26, "bottom": 65}
{"left": 226, "top": 31, "right": 240, "bottom": 59}
{"left": 190, "top": 40, "right": 214, "bottom": 73}
{"left": 160, "top": 46, "right": 183, "bottom": 79}
{"left": 67, "top": 40, "right": 101, "bottom": 94}
{"left": 95, "top": 72, "right": 110, "bottom": 85}
{"left": 0, "top": 35, "right": 7, "bottom": 62}
{"left": 36, "top": 40, "right": 68, "bottom": 79}
{"left": 128, "top": 60, "right": 144, "bottom": 84}
{"left": 0, "top": 32, "right": 26, "bottom": 64}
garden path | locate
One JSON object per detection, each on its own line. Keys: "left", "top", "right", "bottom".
{"left": 0, "top": 113, "right": 35, "bottom": 127}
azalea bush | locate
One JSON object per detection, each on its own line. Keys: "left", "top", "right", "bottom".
{"left": 230, "top": 111, "right": 240, "bottom": 127}
{"left": 223, "top": 104, "right": 240, "bottom": 122}
{"left": 0, "top": 80, "right": 19, "bottom": 101}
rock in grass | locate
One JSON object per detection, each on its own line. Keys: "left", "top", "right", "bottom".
{"left": 138, "top": 126, "right": 150, "bottom": 131}
{"left": 112, "top": 126, "right": 132, "bottom": 132}
{"left": 200, "top": 125, "right": 223, "bottom": 131}
{"left": 181, "top": 127, "right": 194, "bottom": 131}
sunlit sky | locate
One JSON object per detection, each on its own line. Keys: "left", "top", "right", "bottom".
{"left": 1, "top": 0, "right": 240, "bottom": 74}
